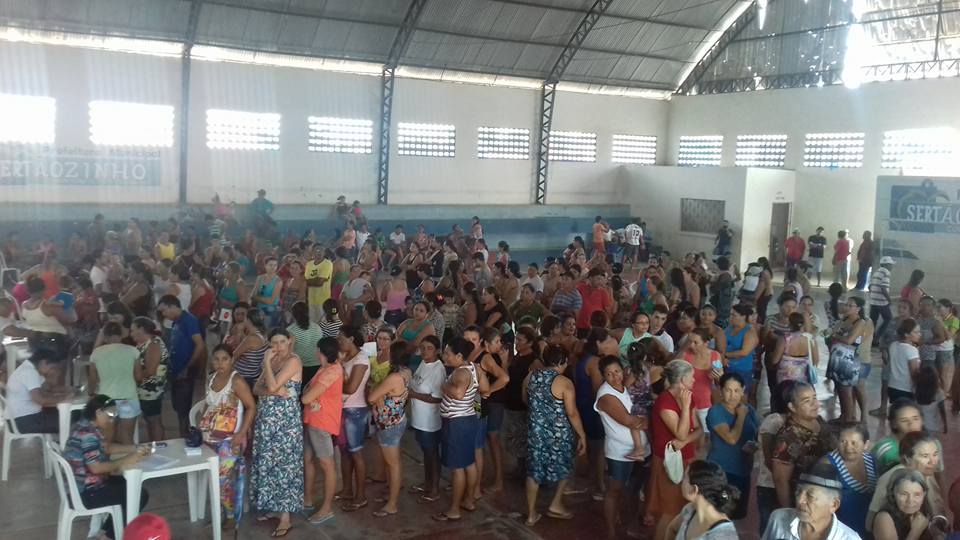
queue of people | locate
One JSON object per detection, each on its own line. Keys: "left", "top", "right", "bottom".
{"left": 0, "top": 199, "right": 957, "bottom": 540}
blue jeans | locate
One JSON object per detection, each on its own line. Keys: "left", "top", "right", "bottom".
{"left": 341, "top": 407, "right": 370, "bottom": 453}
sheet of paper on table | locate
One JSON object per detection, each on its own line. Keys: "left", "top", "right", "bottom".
{"left": 139, "top": 454, "right": 179, "bottom": 470}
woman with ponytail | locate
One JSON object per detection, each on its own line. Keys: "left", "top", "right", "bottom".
{"left": 665, "top": 460, "right": 739, "bottom": 539}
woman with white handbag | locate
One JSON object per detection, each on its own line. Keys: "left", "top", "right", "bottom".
{"left": 647, "top": 360, "right": 703, "bottom": 540}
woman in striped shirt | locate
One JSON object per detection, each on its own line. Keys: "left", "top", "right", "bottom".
{"left": 434, "top": 337, "right": 489, "bottom": 523}
{"left": 825, "top": 423, "right": 877, "bottom": 538}
{"left": 232, "top": 309, "right": 269, "bottom": 389}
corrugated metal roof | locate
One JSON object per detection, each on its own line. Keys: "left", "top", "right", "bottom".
{"left": 2, "top": 0, "right": 866, "bottom": 92}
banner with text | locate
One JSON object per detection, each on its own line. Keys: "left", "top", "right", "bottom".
{"left": 888, "top": 178, "right": 960, "bottom": 234}
{"left": 0, "top": 145, "right": 162, "bottom": 187}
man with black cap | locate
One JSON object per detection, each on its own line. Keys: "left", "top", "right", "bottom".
{"left": 762, "top": 459, "right": 863, "bottom": 539}
{"left": 807, "top": 227, "right": 827, "bottom": 287}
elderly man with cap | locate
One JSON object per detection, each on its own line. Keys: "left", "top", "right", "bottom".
{"left": 869, "top": 256, "right": 896, "bottom": 347}
{"left": 784, "top": 228, "right": 806, "bottom": 269}
{"left": 807, "top": 227, "right": 828, "bottom": 287}
{"left": 762, "top": 459, "right": 863, "bottom": 540}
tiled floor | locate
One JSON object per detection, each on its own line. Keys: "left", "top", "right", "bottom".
{"left": 3, "top": 283, "right": 958, "bottom": 539}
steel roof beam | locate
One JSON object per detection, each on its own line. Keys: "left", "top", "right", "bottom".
{"left": 535, "top": 0, "right": 617, "bottom": 205}
{"left": 677, "top": 0, "right": 759, "bottom": 95}
{"left": 378, "top": 0, "right": 430, "bottom": 205}
{"left": 178, "top": 0, "right": 203, "bottom": 205}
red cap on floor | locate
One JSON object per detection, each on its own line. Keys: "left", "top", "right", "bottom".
{"left": 123, "top": 513, "right": 171, "bottom": 540}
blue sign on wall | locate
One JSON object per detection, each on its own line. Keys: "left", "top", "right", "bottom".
{"left": 889, "top": 178, "right": 960, "bottom": 234}
{"left": 0, "top": 145, "right": 162, "bottom": 187}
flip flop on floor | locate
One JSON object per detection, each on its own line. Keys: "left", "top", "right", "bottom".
{"left": 408, "top": 485, "right": 426, "bottom": 494}
{"left": 256, "top": 514, "right": 278, "bottom": 523}
{"left": 432, "top": 512, "right": 462, "bottom": 522}
{"left": 333, "top": 493, "right": 353, "bottom": 502}
{"left": 460, "top": 504, "right": 476, "bottom": 512}
{"left": 418, "top": 494, "right": 441, "bottom": 503}
{"left": 270, "top": 525, "right": 293, "bottom": 538}
{"left": 372, "top": 509, "right": 398, "bottom": 518}
{"left": 524, "top": 513, "right": 542, "bottom": 527}
{"left": 546, "top": 509, "right": 574, "bottom": 520}
{"left": 307, "top": 512, "right": 336, "bottom": 525}
{"left": 341, "top": 500, "right": 368, "bottom": 512}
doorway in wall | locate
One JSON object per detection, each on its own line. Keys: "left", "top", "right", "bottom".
{"left": 770, "top": 202, "right": 791, "bottom": 268}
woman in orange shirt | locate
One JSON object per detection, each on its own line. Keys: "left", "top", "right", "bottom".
{"left": 301, "top": 337, "right": 343, "bottom": 525}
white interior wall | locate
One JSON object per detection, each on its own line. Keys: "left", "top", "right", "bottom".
{"left": 741, "top": 168, "right": 796, "bottom": 265}
{"left": 667, "top": 77, "right": 960, "bottom": 239}
{"left": 0, "top": 41, "right": 181, "bottom": 203}
{"left": 549, "top": 92, "right": 670, "bottom": 204}
{"left": 624, "top": 166, "right": 749, "bottom": 267}
{"left": 388, "top": 78, "right": 537, "bottom": 205}
{"left": 188, "top": 59, "right": 380, "bottom": 205}
{"left": 0, "top": 40, "right": 671, "bottom": 207}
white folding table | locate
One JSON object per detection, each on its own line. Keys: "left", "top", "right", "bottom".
{"left": 56, "top": 395, "right": 88, "bottom": 449}
{"left": 122, "top": 438, "right": 221, "bottom": 539}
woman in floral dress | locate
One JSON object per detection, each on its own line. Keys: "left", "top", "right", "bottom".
{"left": 251, "top": 328, "right": 303, "bottom": 537}
{"left": 523, "top": 344, "right": 587, "bottom": 526}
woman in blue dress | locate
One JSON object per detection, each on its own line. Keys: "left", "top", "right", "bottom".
{"left": 251, "top": 328, "right": 303, "bottom": 538}
{"left": 826, "top": 423, "right": 877, "bottom": 538}
{"left": 523, "top": 345, "right": 587, "bottom": 526}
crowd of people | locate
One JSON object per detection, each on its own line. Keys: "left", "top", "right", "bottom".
{"left": 1, "top": 192, "right": 958, "bottom": 540}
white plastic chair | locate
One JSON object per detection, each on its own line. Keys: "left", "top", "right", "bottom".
{"left": 47, "top": 441, "right": 123, "bottom": 540}
{"left": 0, "top": 391, "right": 53, "bottom": 481}
{"left": 188, "top": 400, "right": 206, "bottom": 427}
{"left": 0, "top": 251, "right": 19, "bottom": 288}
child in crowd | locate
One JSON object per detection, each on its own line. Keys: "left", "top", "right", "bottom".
{"left": 319, "top": 298, "right": 342, "bottom": 338}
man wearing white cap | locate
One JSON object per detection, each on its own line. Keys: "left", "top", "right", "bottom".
{"left": 869, "top": 256, "right": 896, "bottom": 347}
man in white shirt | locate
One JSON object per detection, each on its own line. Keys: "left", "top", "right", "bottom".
{"left": 762, "top": 462, "right": 862, "bottom": 540}
{"left": 6, "top": 351, "right": 64, "bottom": 433}
{"left": 355, "top": 223, "right": 371, "bottom": 250}
{"left": 623, "top": 219, "right": 644, "bottom": 270}
{"left": 868, "top": 256, "right": 895, "bottom": 347}
{"left": 408, "top": 335, "right": 446, "bottom": 502}
{"left": 389, "top": 225, "right": 406, "bottom": 249}
{"left": 88, "top": 248, "right": 109, "bottom": 295}
{"left": 518, "top": 263, "right": 544, "bottom": 295}
{"left": 649, "top": 305, "right": 675, "bottom": 354}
